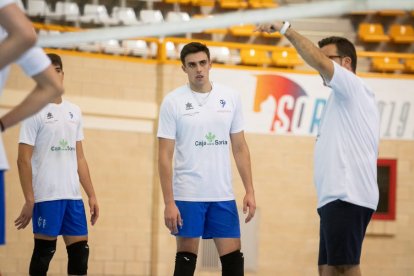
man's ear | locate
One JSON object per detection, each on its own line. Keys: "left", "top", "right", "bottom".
{"left": 343, "top": 56, "right": 352, "bottom": 69}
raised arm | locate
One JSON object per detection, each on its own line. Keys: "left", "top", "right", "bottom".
{"left": 15, "top": 143, "right": 35, "bottom": 230}
{"left": 230, "top": 131, "right": 256, "bottom": 223}
{"left": 158, "top": 137, "right": 182, "bottom": 234}
{"left": 0, "top": 3, "right": 37, "bottom": 69}
{"left": 0, "top": 64, "right": 64, "bottom": 132}
{"left": 76, "top": 141, "right": 99, "bottom": 226}
{"left": 257, "top": 22, "right": 334, "bottom": 82}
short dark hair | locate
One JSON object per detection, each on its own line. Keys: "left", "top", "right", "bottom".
{"left": 47, "top": 53, "right": 63, "bottom": 70}
{"left": 318, "top": 36, "right": 357, "bottom": 72}
{"left": 180, "top": 42, "right": 210, "bottom": 65}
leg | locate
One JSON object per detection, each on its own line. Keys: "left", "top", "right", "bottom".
{"left": 214, "top": 238, "right": 243, "bottom": 276}
{"left": 61, "top": 200, "right": 89, "bottom": 276}
{"left": 63, "top": 236, "right": 89, "bottom": 276}
{"left": 319, "top": 265, "right": 361, "bottom": 276}
{"left": 174, "top": 237, "right": 200, "bottom": 276}
{"left": 29, "top": 234, "right": 57, "bottom": 276}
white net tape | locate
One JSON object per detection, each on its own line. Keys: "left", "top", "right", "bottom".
{"left": 38, "top": 0, "right": 414, "bottom": 47}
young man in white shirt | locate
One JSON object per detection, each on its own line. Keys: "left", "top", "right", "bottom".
{"left": 15, "top": 54, "right": 98, "bottom": 276}
{"left": 158, "top": 42, "right": 256, "bottom": 276}
{"left": 257, "top": 23, "right": 379, "bottom": 276}
{"left": 0, "top": 0, "right": 63, "bottom": 258}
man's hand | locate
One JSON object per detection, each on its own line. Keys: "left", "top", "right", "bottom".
{"left": 14, "top": 201, "right": 34, "bottom": 230}
{"left": 256, "top": 22, "right": 283, "bottom": 34}
{"left": 243, "top": 192, "right": 256, "bottom": 223}
{"left": 89, "top": 196, "right": 99, "bottom": 226}
{"left": 164, "top": 202, "right": 183, "bottom": 234}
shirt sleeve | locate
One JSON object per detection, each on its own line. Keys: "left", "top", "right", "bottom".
{"left": 76, "top": 108, "right": 84, "bottom": 142}
{"left": 326, "top": 61, "right": 361, "bottom": 100}
{"left": 230, "top": 91, "right": 245, "bottom": 134}
{"left": 157, "top": 96, "right": 176, "bottom": 139}
{"left": 16, "top": 47, "right": 51, "bottom": 77}
{"left": 0, "top": 0, "right": 15, "bottom": 9}
{"left": 19, "top": 114, "right": 40, "bottom": 146}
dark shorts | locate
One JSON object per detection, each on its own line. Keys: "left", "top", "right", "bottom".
{"left": 317, "top": 199, "right": 373, "bottom": 266}
{"left": 0, "top": 170, "right": 4, "bottom": 245}
{"left": 175, "top": 200, "right": 240, "bottom": 239}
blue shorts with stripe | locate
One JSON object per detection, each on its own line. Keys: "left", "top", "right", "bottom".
{"left": 174, "top": 200, "right": 240, "bottom": 239}
{"left": 32, "top": 199, "right": 88, "bottom": 237}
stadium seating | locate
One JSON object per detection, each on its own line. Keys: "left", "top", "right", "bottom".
{"left": 404, "top": 59, "right": 414, "bottom": 73}
{"left": 219, "top": 0, "right": 248, "bottom": 9}
{"left": 240, "top": 48, "right": 271, "bottom": 66}
{"left": 389, "top": 24, "right": 414, "bottom": 43}
{"left": 229, "top": 24, "right": 258, "bottom": 37}
{"left": 358, "top": 23, "right": 390, "bottom": 42}
{"left": 271, "top": 49, "right": 303, "bottom": 68}
{"left": 371, "top": 56, "right": 404, "bottom": 72}
{"left": 27, "top": 0, "right": 50, "bottom": 17}
{"left": 112, "top": 7, "right": 141, "bottom": 25}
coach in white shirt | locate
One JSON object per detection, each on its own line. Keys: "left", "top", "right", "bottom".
{"left": 257, "top": 22, "right": 379, "bottom": 276}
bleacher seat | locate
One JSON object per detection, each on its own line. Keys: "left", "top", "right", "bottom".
{"left": 229, "top": 24, "right": 258, "bottom": 36}
{"left": 101, "top": 40, "right": 125, "bottom": 55}
{"left": 78, "top": 42, "right": 101, "bottom": 53}
{"left": 166, "top": 11, "right": 191, "bottom": 22}
{"left": 209, "top": 46, "right": 231, "bottom": 63}
{"left": 164, "top": 0, "right": 191, "bottom": 4}
{"left": 80, "top": 4, "right": 119, "bottom": 25}
{"left": 112, "top": 7, "right": 141, "bottom": 25}
{"left": 140, "top": 10, "right": 164, "bottom": 24}
{"left": 271, "top": 49, "right": 303, "bottom": 68}
{"left": 219, "top": 0, "right": 248, "bottom": 9}
{"left": 191, "top": 0, "right": 215, "bottom": 7}
{"left": 404, "top": 59, "right": 414, "bottom": 73}
{"left": 371, "top": 56, "right": 404, "bottom": 72}
{"left": 248, "top": 0, "right": 277, "bottom": 9}
{"left": 193, "top": 15, "right": 228, "bottom": 34}
{"left": 27, "top": 0, "right": 50, "bottom": 17}
{"left": 389, "top": 24, "right": 414, "bottom": 44}
{"left": 377, "top": 10, "right": 406, "bottom": 16}
{"left": 46, "top": 1, "right": 80, "bottom": 22}
{"left": 358, "top": 23, "right": 390, "bottom": 42}
{"left": 240, "top": 48, "right": 271, "bottom": 66}
{"left": 122, "top": 40, "right": 149, "bottom": 57}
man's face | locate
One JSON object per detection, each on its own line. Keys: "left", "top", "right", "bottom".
{"left": 182, "top": 51, "right": 211, "bottom": 88}
{"left": 53, "top": 63, "right": 64, "bottom": 84}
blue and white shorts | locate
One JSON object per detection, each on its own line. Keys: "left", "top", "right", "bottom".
{"left": 32, "top": 199, "right": 88, "bottom": 237}
{"left": 175, "top": 200, "right": 240, "bottom": 239}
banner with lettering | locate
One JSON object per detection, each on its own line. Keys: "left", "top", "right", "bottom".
{"left": 211, "top": 69, "right": 414, "bottom": 140}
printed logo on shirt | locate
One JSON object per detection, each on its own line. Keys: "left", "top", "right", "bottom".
{"left": 185, "top": 102, "right": 194, "bottom": 110}
{"left": 195, "top": 132, "right": 228, "bottom": 147}
{"left": 217, "top": 99, "right": 231, "bottom": 113}
{"left": 50, "top": 139, "right": 76, "bottom": 152}
{"left": 220, "top": 99, "right": 226, "bottom": 108}
{"left": 46, "top": 112, "right": 54, "bottom": 120}
{"left": 69, "top": 112, "right": 73, "bottom": 119}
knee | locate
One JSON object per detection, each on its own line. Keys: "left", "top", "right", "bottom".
{"left": 29, "top": 239, "right": 57, "bottom": 276}
{"left": 220, "top": 250, "right": 244, "bottom": 276}
{"left": 66, "top": 240, "right": 89, "bottom": 275}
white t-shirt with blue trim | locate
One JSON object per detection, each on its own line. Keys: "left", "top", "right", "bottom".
{"left": 19, "top": 100, "right": 84, "bottom": 203}
{"left": 157, "top": 82, "right": 244, "bottom": 201}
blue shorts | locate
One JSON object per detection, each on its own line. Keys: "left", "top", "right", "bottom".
{"left": 32, "top": 199, "right": 88, "bottom": 237}
{"left": 317, "top": 199, "right": 373, "bottom": 266}
{"left": 175, "top": 200, "right": 240, "bottom": 239}
{"left": 0, "top": 170, "right": 5, "bottom": 245}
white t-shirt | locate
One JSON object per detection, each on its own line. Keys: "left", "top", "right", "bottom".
{"left": 0, "top": 21, "right": 51, "bottom": 170}
{"left": 157, "top": 82, "right": 244, "bottom": 201}
{"left": 19, "top": 100, "right": 84, "bottom": 202}
{"left": 314, "top": 62, "right": 380, "bottom": 210}
{"left": 0, "top": 0, "right": 14, "bottom": 9}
